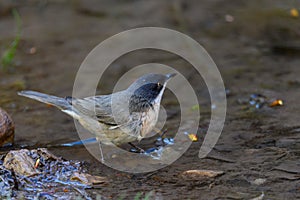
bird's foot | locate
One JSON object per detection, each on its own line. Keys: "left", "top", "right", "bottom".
{"left": 128, "top": 142, "right": 145, "bottom": 153}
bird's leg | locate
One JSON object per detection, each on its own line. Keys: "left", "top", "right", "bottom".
{"left": 98, "top": 141, "right": 105, "bottom": 163}
{"left": 154, "top": 128, "right": 168, "bottom": 146}
{"left": 128, "top": 142, "right": 145, "bottom": 153}
{"left": 154, "top": 128, "right": 167, "bottom": 137}
{"left": 160, "top": 129, "right": 168, "bottom": 138}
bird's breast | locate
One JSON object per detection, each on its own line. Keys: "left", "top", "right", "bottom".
{"left": 140, "top": 103, "right": 160, "bottom": 138}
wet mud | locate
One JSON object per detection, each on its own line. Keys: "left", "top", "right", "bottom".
{"left": 0, "top": 0, "right": 300, "bottom": 199}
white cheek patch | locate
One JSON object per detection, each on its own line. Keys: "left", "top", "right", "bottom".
{"left": 154, "top": 85, "right": 166, "bottom": 104}
{"left": 62, "top": 109, "right": 81, "bottom": 120}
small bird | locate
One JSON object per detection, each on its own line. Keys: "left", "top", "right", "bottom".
{"left": 18, "top": 73, "right": 176, "bottom": 148}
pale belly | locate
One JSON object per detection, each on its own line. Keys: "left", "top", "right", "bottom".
{"left": 140, "top": 104, "right": 159, "bottom": 138}
{"left": 77, "top": 105, "right": 160, "bottom": 146}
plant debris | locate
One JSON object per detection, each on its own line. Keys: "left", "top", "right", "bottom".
{"left": 0, "top": 148, "right": 108, "bottom": 199}
{"left": 3, "top": 149, "right": 39, "bottom": 176}
{"left": 269, "top": 99, "right": 283, "bottom": 107}
{"left": 290, "top": 8, "right": 299, "bottom": 18}
{"left": 238, "top": 94, "right": 284, "bottom": 109}
{"left": 187, "top": 133, "right": 198, "bottom": 142}
{"left": 183, "top": 132, "right": 198, "bottom": 142}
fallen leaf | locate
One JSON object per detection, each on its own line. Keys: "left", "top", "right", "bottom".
{"left": 71, "top": 172, "right": 108, "bottom": 185}
{"left": 181, "top": 169, "right": 224, "bottom": 179}
{"left": 188, "top": 133, "right": 198, "bottom": 142}
{"left": 290, "top": 8, "right": 299, "bottom": 18}
{"left": 269, "top": 99, "right": 283, "bottom": 107}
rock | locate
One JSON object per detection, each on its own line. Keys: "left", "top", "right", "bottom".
{"left": 251, "top": 178, "right": 266, "bottom": 185}
{"left": 0, "top": 108, "right": 14, "bottom": 147}
{"left": 3, "top": 149, "right": 40, "bottom": 176}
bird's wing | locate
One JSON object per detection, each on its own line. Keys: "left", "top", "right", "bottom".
{"left": 69, "top": 92, "right": 131, "bottom": 126}
{"left": 70, "top": 93, "right": 144, "bottom": 138}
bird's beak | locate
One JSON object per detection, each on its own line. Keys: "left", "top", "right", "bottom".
{"left": 165, "top": 73, "right": 177, "bottom": 80}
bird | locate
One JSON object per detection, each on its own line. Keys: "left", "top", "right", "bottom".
{"left": 18, "top": 73, "right": 176, "bottom": 149}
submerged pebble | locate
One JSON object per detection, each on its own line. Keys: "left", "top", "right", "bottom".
{"left": 249, "top": 94, "right": 266, "bottom": 109}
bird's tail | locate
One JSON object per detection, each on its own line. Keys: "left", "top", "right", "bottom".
{"left": 18, "top": 90, "right": 71, "bottom": 110}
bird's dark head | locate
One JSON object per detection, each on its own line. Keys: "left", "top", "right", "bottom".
{"left": 127, "top": 73, "right": 176, "bottom": 113}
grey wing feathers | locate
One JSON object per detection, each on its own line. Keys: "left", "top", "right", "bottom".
{"left": 71, "top": 94, "right": 141, "bottom": 137}
{"left": 70, "top": 94, "right": 116, "bottom": 125}
{"left": 70, "top": 91, "right": 131, "bottom": 126}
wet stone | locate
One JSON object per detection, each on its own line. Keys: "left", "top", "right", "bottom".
{"left": 0, "top": 108, "right": 14, "bottom": 147}
{"left": 3, "top": 149, "right": 39, "bottom": 176}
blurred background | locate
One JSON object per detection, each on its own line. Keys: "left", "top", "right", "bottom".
{"left": 0, "top": 0, "right": 300, "bottom": 199}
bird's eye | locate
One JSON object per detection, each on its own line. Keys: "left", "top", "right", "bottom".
{"left": 157, "top": 82, "right": 161, "bottom": 86}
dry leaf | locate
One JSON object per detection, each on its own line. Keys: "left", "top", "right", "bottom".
{"left": 188, "top": 134, "right": 198, "bottom": 142}
{"left": 290, "top": 8, "right": 299, "bottom": 18}
{"left": 71, "top": 172, "right": 108, "bottom": 185}
{"left": 269, "top": 99, "right": 283, "bottom": 107}
{"left": 181, "top": 169, "right": 224, "bottom": 179}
